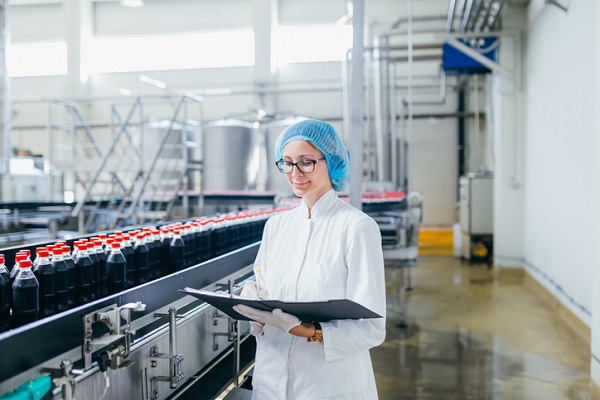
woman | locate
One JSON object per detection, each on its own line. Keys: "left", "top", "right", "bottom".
{"left": 233, "top": 119, "right": 386, "bottom": 399}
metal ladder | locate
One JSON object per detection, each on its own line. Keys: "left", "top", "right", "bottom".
{"left": 49, "top": 94, "right": 203, "bottom": 233}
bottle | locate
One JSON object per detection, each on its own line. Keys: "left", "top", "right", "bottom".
{"left": 169, "top": 229, "right": 186, "bottom": 273}
{"left": 94, "top": 240, "right": 108, "bottom": 297}
{"left": 12, "top": 259, "right": 39, "bottom": 328}
{"left": 0, "top": 255, "right": 11, "bottom": 331}
{"left": 106, "top": 242, "right": 127, "bottom": 294}
{"left": 87, "top": 241, "right": 99, "bottom": 299}
{"left": 74, "top": 243, "right": 94, "bottom": 305}
{"left": 120, "top": 235, "right": 135, "bottom": 289}
{"left": 33, "top": 249, "right": 56, "bottom": 319}
{"left": 133, "top": 233, "right": 150, "bottom": 285}
{"left": 52, "top": 247, "right": 69, "bottom": 313}
{"left": 182, "top": 223, "right": 194, "bottom": 268}
{"left": 62, "top": 245, "right": 77, "bottom": 309}
{"left": 104, "top": 238, "right": 114, "bottom": 256}
{"left": 159, "top": 227, "right": 171, "bottom": 276}
{"left": 32, "top": 247, "right": 44, "bottom": 270}
{"left": 147, "top": 230, "right": 160, "bottom": 279}
{"left": 9, "top": 253, "right": 28, "bottom": 309}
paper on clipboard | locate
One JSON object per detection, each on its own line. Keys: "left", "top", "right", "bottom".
{"left": 179, "top": 287, "right": 382, "bottom": 322}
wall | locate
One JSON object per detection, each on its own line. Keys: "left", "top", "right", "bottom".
{"left": 524, "top": 0, "right": 595, "bottom": 329}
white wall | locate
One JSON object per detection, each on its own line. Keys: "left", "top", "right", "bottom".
{"left": 524, "top": 0, "right": 595, "bottom": 328}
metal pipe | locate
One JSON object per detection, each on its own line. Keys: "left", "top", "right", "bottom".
{"left": 389, "top": 62, "right": 398, "bottom": 188}
{"left": 485, "top": 0, "right": 507, "bottom": 31}
{"left": 460, "top": 0, "right": 475, "bottom": 32}
{"left": 446, "top": 0, "right": 457, "bottom": 32}
{"left": 349, "top": 0, "right": 364, "bottom": 209}
{"left": 406, "top": 0, "right": 414, "bottom": 196}
{"left": 467, "top": 0, "right": 484, "bottom": 31}
{"left": 373, "top": 38, "right": 384, "bottom": 182}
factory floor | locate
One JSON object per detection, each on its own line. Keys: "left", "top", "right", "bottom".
{"left": 375, "top": 252, "right": 599, "bottom": 400}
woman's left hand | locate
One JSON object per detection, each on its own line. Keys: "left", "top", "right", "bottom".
{"left": 233, "top": 305, "right": 301, "bottom": 333}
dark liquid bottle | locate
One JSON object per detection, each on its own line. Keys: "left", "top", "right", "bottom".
{"left": 182, "top": 225, "right": 194, "bottom": 268}
{"left": 52, "top": 247, "right": 70, "bottom": 313}
{"left": 120, "top": 236, "right": 135, "bottom": 289}
{"left": 94, "top": 240, "right": 108, "bottom": 297}
{"left": 106, "top": 242, "right": 127, "bottom": 294}
{"left": 133, "top": 233, "right": 150, "bottom": 285}
{"left": 33, "top": 249, "right": 56, "bottom": 319}
{"left": 9, "top": 254, "right": 27, "bottom": 311}
{"left": 61, "top": 246, "right": 77, "bottom": 309}
{"left": 146, "top": 231, "right": 159, "bottom": 280}
{"left": 169, "top": 229, "right": 186, "bottom": 273}
{"left": 86, "top": 242, "right": 99, "bottom": 300}
{"left": 12, "top": 259, "right": 39, "bottom": 328}
{"left": 160, "top": 228, "right": 171, "bottom": 276}
{"left": 74, "top": 244, "right": 94, "bottom": 305}
{"left": 0, "top": 255, "right": 11, "bottom": 331}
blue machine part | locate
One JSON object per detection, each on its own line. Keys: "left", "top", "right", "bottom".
{"left": 0, "top": 376, "right": 51, "bottom": 400}
{"left": 442, "top": 37, "right": 498, "bottom": 75}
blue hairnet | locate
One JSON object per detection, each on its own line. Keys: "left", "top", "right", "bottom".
{"left": 274, "top": 119, "right": 349, "bottom": 192}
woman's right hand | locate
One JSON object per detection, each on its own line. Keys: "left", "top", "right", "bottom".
{"left": 240, "top": 280, "right": 268, "bottom": 336}
{"left": 241, "top": 280, "right": 268, "bottom": 299}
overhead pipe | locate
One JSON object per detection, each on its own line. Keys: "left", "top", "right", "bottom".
{"left": 467, "top": 0, "right": 484, "bottom": 31}
{"left": 460, "top": 0, "right": 475, "bottom": 32}
{"left": 446, "top": 0, "right": 457, "bottom": 32}
{"left": 485, "top": 0, "right": 507, "bottom": 31}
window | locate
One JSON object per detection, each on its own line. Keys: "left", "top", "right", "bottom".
{"left": 89, "top": 30, "right": 255, "bottom": 73}
{"left": 273, "top": 24, "right": 352, "bottom": 66}
{"left": 7, "top": 41, "right": 67, "bottom": 77}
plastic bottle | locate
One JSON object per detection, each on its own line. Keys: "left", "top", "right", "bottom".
{"left": 94, "top": 239, "right": 108, "bottom": 297}
{"left": 148, "top": 229, "right": 161, "bottom": 279}
{"left": 106, "top": 242, "right": 127, "bottom": 294}
{"left": 74, "top": 243, "right": 94, "bottom": 305}
{"left": 159, "top": 227, "right": 170, "bottom": 276}
{"left": 120, "top": 234, "right": 135, "bottom": 289}
{"left": 33, "top": 249, "right": 56, "bottom": 319}
{"left": 0, "top": 254, "right": 11, "bottom": 331}
{"left": 51, "top": 246, "right": 69, "bottom": 313}
{"left": 86, "top": 241, "right": 100, "bottom": 299}
{"left": 133, "top": 233, "right": 150, "bottom": 285}
{"left": 12, "top": 259, "right": 39, "bottom": 328}
{"left": 169, "top": 229, "right": 186, "bottom": 273}
{"left": 61, "top": 245, "right": 77, "bottom": 309}
{"left": 182, "top": 223, "right": 194, "bottom": 268}
{"left": 9, "top": 253, "right": 28, "bottom": 309}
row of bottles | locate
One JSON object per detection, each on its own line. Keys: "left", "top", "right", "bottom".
{"left": 0, "top": 207, "right": 292, "bottom": 332}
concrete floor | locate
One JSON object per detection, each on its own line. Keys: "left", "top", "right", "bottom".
{"left": 374, "top": 255, "right": 599, "bottom": 400}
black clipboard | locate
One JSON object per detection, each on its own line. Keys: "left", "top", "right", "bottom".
{"left": 179, "top": 287, "right": 382, "bottom": 322}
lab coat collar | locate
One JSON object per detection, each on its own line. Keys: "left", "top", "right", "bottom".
{"left": 299, "top": 189, "right": 337, "bottom": 220}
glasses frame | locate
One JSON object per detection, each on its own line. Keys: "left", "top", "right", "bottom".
{"left": 275, "top": 157, "right": 326, "bottom": 174}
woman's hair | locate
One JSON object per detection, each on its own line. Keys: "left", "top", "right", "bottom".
{"left": 275, "top": 119, "right": 349, "bottom": 191}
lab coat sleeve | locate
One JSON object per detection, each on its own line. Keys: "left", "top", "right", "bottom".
{"left": 321, "top": 215, "right": 386, "bottom": 362}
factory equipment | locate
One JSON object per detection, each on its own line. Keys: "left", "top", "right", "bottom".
{"left": 202, "top": 119, "right": 259, "bottom": 192}
{"left": 0, "top": 157, "right": 63, "bottom": 203}
{"left": 459, "top": 174, "right": 493, "bottom": 264}
{"left": 0, "top": 208, "right": 282, "bottom": 400}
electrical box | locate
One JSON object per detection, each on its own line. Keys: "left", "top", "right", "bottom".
{"left": 443, "top": 37, "right": 498, "bottom": 75}
{"left": 459, "top": 174, "right": 493, "bottom": 264}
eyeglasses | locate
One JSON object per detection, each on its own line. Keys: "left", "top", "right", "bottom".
{"left": 275, "top": 158, "right": 326, "bottom": 174}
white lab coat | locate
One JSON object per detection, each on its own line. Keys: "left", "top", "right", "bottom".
{"left": 251, "top": 189, "right": 386, "bottom": 400}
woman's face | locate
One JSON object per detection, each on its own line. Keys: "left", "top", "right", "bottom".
{"left": 282, "top": 140, "right": 331, "bottom": 207}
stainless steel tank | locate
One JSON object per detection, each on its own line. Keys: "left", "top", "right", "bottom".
{"left": 262, "top": 116, "right": 308, "bottom": 194}
{"left": 202, "top": 119, "right": 259, "bottom": 191}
